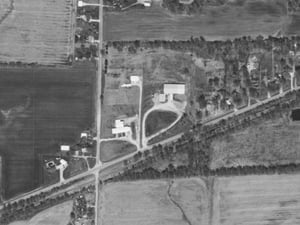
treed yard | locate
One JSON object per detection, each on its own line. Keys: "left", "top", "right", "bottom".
{"left": 0, "top": 65, "right": 95, "bottom": 198}
{"left": 145, "top": 110, "right": 178, "bottom": 137}
{"left": 210, "top": 116, "right": 300, "bottom": 169}
{"left": 100, "top": 140, "right": 137, "bottom": 162}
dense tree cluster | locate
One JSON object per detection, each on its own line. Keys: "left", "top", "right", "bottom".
{"left": 162, "top": 0, "right": 226, "bottom": 15}
{"left": 0, "top": 181, "right": 95, "bottom": 225}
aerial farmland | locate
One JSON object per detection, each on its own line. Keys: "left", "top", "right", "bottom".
{"left": 212, "top": 174, "right": 300, "bottom": 225}
{"left": 0, "top": 65, "right": 96, "bottom": 198}
{"left": 104, "top": 0, "right": 289, "bottom": 41}
{"left": 0, "top": 0, "right": 74, "bottom": 65}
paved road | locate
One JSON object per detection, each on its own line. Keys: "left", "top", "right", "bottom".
{"left": 95, "top": 0, "right": 104, "bottom": 224}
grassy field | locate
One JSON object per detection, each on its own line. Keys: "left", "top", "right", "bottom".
{"left": 0, "top": 0, "right": 74, "bottom": 64}
{"left": 100, "top": 140, "right": 137, "bottom": 162}
{"left": 104, "top": 0, "right": 288, "bottom": 41}
{"left": 145, "top": 110, "right": 178, "bottom": 137}
{"left": 0, "top": 65, "right": 95, "bottom": 198}
{"left": 63, "top": 158, "right": 88, "bottom": 179}
{"left": 107, "top": 47, "right": 192, "bottom": 126}
{"left": 212, "top": 174, "right": 300, "bottom": 225}
{"left": 100, "top": 178, "right": 209, "bottom": 225}
{"left": 9, "top": 200, "right": 73, "bottom": 225}
{"left": 210, "top": 116, "right": 300, "bottom": 169}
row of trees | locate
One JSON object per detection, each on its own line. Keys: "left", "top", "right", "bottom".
{"left": 111, "top": 162, "right": 300, "bottom": 182}
{"left": 108, "top": 89, "right": 300, "bottom": 183}
{"left": 108, "top": 35, "right": 300, "bottom": 61}
{"left": 162, "top": 0, "right": 226, "bottom": 15}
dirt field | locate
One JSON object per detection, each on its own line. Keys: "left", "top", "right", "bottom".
{"left": 0, "top": 65, "right": 95, "bottom": 198}
{"left": 212, "top": 174, "right": 300, "bottom": 225}
{"left": 104, "top": 0, "right": 288, "bottom": 41}
{"left": 210, "top": 116, "right": 300, "bottom": 169}
{"left": 0, "top": 0, "right": 74, "bottom": 64}
{"left": 145, "top": 110, "right": 178, "bottom": 137}
{"left": 100, "top": 178, "right": 209, "bottom": 225}
{"left": 9, "top": 200, "right": 73, "bottom": 225}
{"left": 100, "top": 140, "right": 137, "bottom": 162}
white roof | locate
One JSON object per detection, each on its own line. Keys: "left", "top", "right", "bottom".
{"left": 164, "top": 84, "right": 185, "bottom": 94}
{"left": 112, "top": 126, "right": 131, "bottom": 134}
{"left": 81, "top": 132, "right": 88, "bottom": 138}
{"left": 115, "top": 119, "right": 125, "bottom": 128}
{"left": 60, "top": 145, "right": 70, "bottom": 151}
{"left": 130, "top": 76, "right": 140, "bottom": 83}
{"left": 78, "top": 1, "right": 84, "bottom": 7}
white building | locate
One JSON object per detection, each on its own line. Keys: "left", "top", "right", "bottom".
{"left": 112, "top": 126, "right": 131, "bottom": 135}
{"left": 121, "top": 76, "right": 140, "bottom": 88}
{"left": 81, "top": 132, "right": 88, "bottom": 138}
{"left": 140, "top": 0, "right": 152, "bottom": 7}
{"left": 112, "top": 119, "right": 131, "bottom": 137}
{"left": 163, "top": 84, "right": 185, "bottom": 95}
{"left": 130, "top": 76, "right": 140, "bottom": 84}
{"left": 60, "top": 145, "right": 70, "bottom": 151}
{"left": 115, "top": 119, "right": 125, "bottom": 128}
{"left": 55, "top": 159, "right": 68, "bottom": 170}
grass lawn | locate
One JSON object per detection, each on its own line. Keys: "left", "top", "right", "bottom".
{"left": 100, "top": 140, "right": 137, "bottom": 162}
{"left": 145, "top": 110, "right": 178, "bottom": 137}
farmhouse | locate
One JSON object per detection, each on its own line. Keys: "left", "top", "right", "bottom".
{"left": 163, "top": 84, "right": 185, "bottom": 95}
{"left": 112, "top": 119, "right": 131, "bottom": 137}
{"left": 130, "top": 76, "right": 140, "bottom": 84}
{"left": 56, "top": 159, "right": 68, "bottom": 170}
{"left": 121, "top": 76, "right": 141, "bottom": 88}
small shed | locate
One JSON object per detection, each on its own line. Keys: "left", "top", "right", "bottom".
{"left": 60, "top": 145, "right": 70, "bottom": 151}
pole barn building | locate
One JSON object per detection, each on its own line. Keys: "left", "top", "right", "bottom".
{"left": 163, "top": 84, "right": 185, "bottom": 95}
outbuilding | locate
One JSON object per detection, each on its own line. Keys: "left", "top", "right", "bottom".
{"left": 60, "top": 145, "right": 70, "bottom": 151}
{"left": 163, "top": 84, "right": 185, "bottom": 95}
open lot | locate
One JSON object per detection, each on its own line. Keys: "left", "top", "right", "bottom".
{"left": 104, "top": 0, "right": 288, "bottom": 41}
{"left": 145, "top": 110, "right": 178, "bottom": 137}
{"left": 0, "top": 65, "right": 95, "bottom": 198}
{"left": 9, "top": 200, "right": 73, "bottom": 225}
{"left": 100, "top": 178, "right": 209, "bottom": 225}
{"left": 0, "top": 0, "right": 74, "bottom": 64}
{"left": 210, "top": 116, "right": 300, "bottom": 169}
{"left": 100, "top": 140, "right": 137, "bottom": 162}
{"left": 213, "top": 174, "right": 300, "bottom": 225}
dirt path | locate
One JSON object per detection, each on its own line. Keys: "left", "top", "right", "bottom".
{"left": 167, "top": 180, "right": 192, "bottom": 225}
{"left": 0, "top": 0, "right": 14, "bottom": 25}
